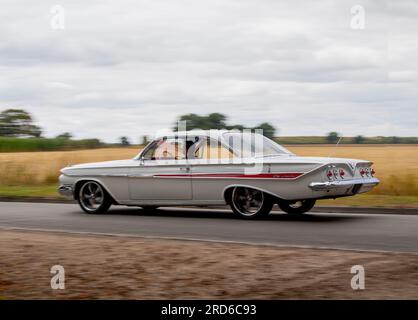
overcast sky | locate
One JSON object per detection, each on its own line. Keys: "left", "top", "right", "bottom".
{"left": 1, "top": 0, "right": 417, "bottom": 142}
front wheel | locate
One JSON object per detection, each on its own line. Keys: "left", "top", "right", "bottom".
{"left": 278, "top": 199, "right": 316, "bottom": 215}
{"left": 230, "top": 187, "right": 273, "bottom": 219}
{"left": 78, "top": 181, "right": 112, "bottom": 214}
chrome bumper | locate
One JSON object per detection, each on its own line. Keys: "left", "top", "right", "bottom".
{"left": 58, "top": 185, "right": 74, "bottom": 198}
{"left": 309, "top": 177, "right": 380, "bottom": 191}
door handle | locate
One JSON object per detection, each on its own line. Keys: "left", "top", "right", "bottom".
{"left": 179, "top": 167, "right": 190, "bottom": 172}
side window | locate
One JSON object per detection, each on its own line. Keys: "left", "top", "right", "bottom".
{"left": 143, "top": 137, "right": 187, "bottom": 160}
{"left": 193, "top": 138, "right": 235, "bottom": 160}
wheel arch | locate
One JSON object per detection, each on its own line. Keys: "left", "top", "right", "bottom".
{"left": 222, "top": 184, "right": 282, "bottom": 204}
{"left": 73, "top": 178, "right": 119, "bottom": 204}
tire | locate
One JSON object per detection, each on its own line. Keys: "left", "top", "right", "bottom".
{"left": 77, "top": 181, "right": 112, "bottom": 214}
{"left": 230, "top": 187, "right": 273, "bottom": 219}
{"left": 141, "top": 206, "right": 159, "bottom": 210}
{"left": 278, "top": 199, "right": 316, "bottom": 215}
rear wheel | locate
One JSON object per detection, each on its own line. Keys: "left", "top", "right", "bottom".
{"left": 278, "top": 199, "right": 316, "bottom": 215}
{"left": 230, "top": 187, "right": 273, "bottom": 219}
{"left": 78, "top": 181, "right": 112, "bottom": 214}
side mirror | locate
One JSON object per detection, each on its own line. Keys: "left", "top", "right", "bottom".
{"left": 138, "top": 157, "right": 145, "bottom": 165}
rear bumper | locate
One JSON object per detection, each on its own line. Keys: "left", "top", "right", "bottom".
{"left": 58, "top": 185, "right": 74, "bottom": 198}
{"left": 309, "top": 177, "right": 380, "bottom": 191}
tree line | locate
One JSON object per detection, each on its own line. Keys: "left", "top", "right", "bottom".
{"left": 0, "top": 109, "right": 416, "bottom": 150}
{"left": 173, "top": 113, "right": 276, "bottom": 139}
{"left": 0, "top": 109, "right": 102, "bottom": 151}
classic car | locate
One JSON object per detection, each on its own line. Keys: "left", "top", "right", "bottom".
{"left": 58, "top": 130, "right": 380, "bottom": 219}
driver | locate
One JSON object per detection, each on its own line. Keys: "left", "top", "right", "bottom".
{"left": 158, "top": 142, "right": 185, "bottom": 160}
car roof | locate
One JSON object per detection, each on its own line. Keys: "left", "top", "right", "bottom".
{"left": 154, "top": 129, "right": 230, "bottom": 140}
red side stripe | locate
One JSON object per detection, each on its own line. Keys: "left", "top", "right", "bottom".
{"left": 153, "top": 172, "right": 303, "bottom": 179}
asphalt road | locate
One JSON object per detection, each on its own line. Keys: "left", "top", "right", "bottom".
{"left": 1, "top": 202, "right": 418, "bottom": 253}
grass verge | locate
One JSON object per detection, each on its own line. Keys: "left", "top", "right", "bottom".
{"left": 0, "top": 185, "right": 60, "bottom": 198}
{"left": 318, "top": 194, "right": 418, "bottom": 208}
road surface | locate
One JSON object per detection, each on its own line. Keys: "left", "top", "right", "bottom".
{"left": 0, "top": 202, "right": 417, "bottom": 253}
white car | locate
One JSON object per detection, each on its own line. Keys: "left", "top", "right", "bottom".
{"left": 59, "top": 130, "right": 379, "bottom": 219}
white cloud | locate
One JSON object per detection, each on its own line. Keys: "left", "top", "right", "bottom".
{"left": 0, "top": 0, "right": 417, "bottom": 142}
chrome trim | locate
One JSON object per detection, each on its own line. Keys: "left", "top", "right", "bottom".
{"left": 129, "top": 174, "right": 154, "bottom": 178}
{"left": 65, "top": 173, "right": 129, "bottom": 177}
{"left": 58, "top": 185, "right": 74, "bottom": 198}
{"left": 309, "top": 177, "right": 380, "bottom": 191}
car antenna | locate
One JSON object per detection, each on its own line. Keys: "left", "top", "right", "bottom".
{"left": 328, "top": 136, "right": 343, "bottom": 158}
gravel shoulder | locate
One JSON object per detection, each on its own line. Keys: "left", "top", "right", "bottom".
{"left": 1, "top": 229, "right": 417, "bottom": 299}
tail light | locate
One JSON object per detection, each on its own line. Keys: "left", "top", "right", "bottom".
{"left": 359, "top": 168, "right": 366, "bottom": 177}
{"left": 371, "top": 168, "right": 375, "bottom": 176}
{"left": 339, "top": 169, "right": 345, "bottom": 177}
{"left": 327, "top": 170, "right": 333, "bottom": 179}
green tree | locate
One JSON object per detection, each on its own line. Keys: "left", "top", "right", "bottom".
{"left": 140, "top": 135, "right": 149, "bottom": 145}
{"left": 226, "top": 124, "right": 245, "bottom": 131}
{"left": 326, "top": 131, "right": 340, "bottom": 144}
{"left": 253, "top": 122, "right": 276, "bottom": 139}
{"left": 353, "top": 135, "right": 365, "bottom": 144}
{"left": 206, "top": 113, "right": 227, "bottom": 129}
{"left": 391, "top": 136, "right": 400, "bottom": 144}
{"left": 120, "top": 136, "right": 130, "bottom": 145}
{"left": 56, "top": 132, "right": 73, "bottom": 140}
{"left": 0, "top": 109, "right": 42, "bottom": 137}
{"left": 174, "top": 113, "right": 277, "bottom": 138}
{"left": 174, "top": 113, "right": 227, "bottom": 130}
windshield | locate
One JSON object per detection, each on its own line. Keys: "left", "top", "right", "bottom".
{"left": 222, "top": 132, "right": 294, "bottom": 158}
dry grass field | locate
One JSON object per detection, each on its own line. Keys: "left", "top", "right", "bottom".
{"left": 0, "top": 145, "right": 417, "bottom": 204}
{"left": 290, "top": 145, "right": 418, "bottom": 196}
{"left": 0, "top": 148, "right": 140, "bottom": 185}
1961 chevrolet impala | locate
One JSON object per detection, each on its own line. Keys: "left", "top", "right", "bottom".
{"left": 58, "top": 130, "right": 379, "bottom": 219}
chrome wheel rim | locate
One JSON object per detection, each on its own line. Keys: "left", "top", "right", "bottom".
{"left": 79, "top": 182, "right": 104, "bottom": 212}
{"left": 232, "top": 187, "right": 264, "bottom": 216}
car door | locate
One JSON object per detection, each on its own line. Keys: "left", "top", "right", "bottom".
{"left": 188, "top": 136, "right": 246, "bottom": 201}
{"left": 128, "top": 137, "right": 192, "bottom": 200}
